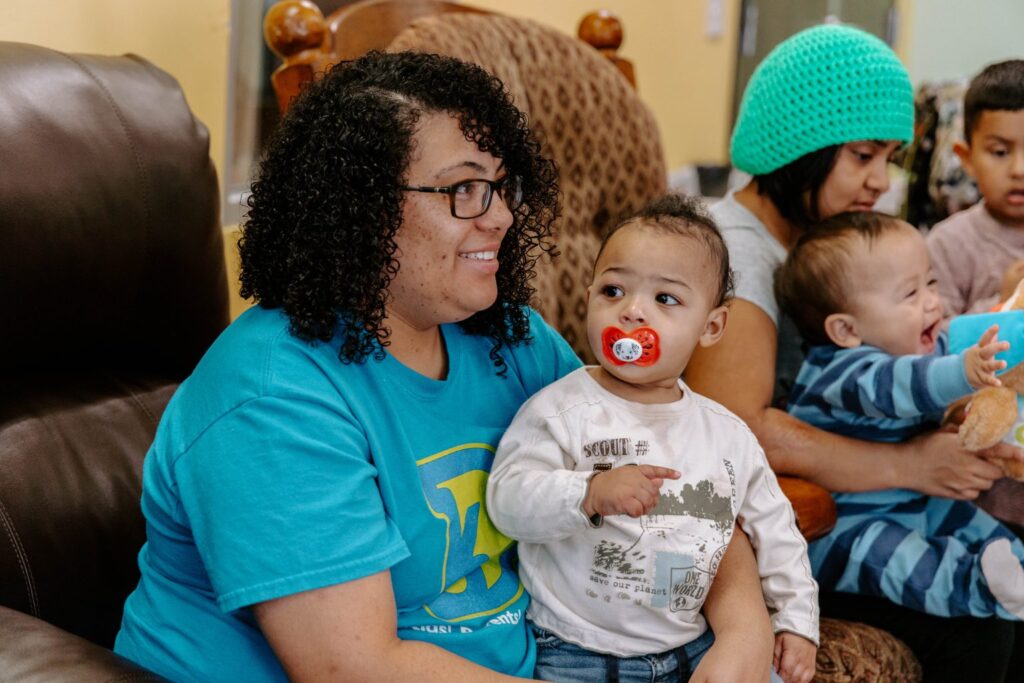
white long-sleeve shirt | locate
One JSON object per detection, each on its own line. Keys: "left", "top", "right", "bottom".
{"left": 487, "top": 367, "right": 818, "bottom": 657}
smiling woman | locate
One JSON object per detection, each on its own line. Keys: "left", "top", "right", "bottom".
{"left": 111, "top": 50, "right": 582, "bottom": 682}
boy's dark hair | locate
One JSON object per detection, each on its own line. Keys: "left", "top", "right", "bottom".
{"left": 775, "top": 211, "right": 906, "bottom": 345}
{"left": 596, "top": 193, "right": 735, "bottom": 307}
{"left": 964, "top": 60, "right": 1024, "bottom": 143}
{"left": 754, "top": 145, "right": 842, "bottom": 229}
{"left": 239, "top": 51, "right": 559, "bottom": 372}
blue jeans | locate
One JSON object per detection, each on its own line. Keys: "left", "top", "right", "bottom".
{"left": 532, "top": 624, "right": 714, "bottom": 683}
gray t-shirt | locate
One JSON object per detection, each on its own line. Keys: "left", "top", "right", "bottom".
{"left": 710, "top": 191, "right": 805, "bottom": 407}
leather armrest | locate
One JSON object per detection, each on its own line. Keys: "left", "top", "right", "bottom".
{"left": 0, "top": 606, "right": 167, "bottom": 682}
{"left": 777, "top": 476, "right": 837, "bottom": 541}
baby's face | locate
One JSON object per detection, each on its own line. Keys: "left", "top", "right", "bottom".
{"left": 962, "top": 109, "right": 1024, "bottom": 228}
{"left": 843, "top": 224, "right": 943, "bottom": 356}
{"left": 586, "top": 224, "right": 724, "bottom": 392}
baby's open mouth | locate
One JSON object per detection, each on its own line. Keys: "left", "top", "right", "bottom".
{"left": 920, "top": 320, "right": 940, "bottom": 349}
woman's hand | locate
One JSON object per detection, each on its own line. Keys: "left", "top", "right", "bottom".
{"left": 898, "top": 429, "right": 1019, "bottom": 499}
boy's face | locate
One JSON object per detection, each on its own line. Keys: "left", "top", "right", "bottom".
{"left": 586, "top": 223, "right": 727, "bottom": 393}
{"left": 832, "top": 224, "right": 943, "bottom": 356}
{"left": 957, "top": 109, "right": 1024, "bottom": 227}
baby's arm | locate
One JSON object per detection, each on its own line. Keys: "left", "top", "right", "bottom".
{"left": 693, "top": 529, "right": 774, "bottom": 683}
{"left": 735, "top": 438, "right": 819, "bottom": 655}
{"left": 487, "top": 408, "right": 593, "bottom": 543}
{"left": 963, "top": 324, "right": 1009, "bottom": 389}
{"left": 823, "top": 346, "right": 982, "bottom": 419}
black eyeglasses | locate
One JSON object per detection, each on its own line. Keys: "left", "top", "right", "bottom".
{"left": 400, "top": 175, "right": 523, "bottom": 219}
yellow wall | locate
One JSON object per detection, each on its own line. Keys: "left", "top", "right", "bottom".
{"left": 468, "top": 0, "right": 742, "bottom": 169}
{"left": 0, "top": 0, "right": 231, "bottom": 182}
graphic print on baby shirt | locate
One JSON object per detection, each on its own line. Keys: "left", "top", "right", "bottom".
{"left": 585, "top": 457, "right": 735, "bottom": 613}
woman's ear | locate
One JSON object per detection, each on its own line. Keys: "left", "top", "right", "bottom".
{"left": 699, "top": 305, "right": 729, "bottom": 348}
{"left": 824, "top": 312, "right": 862, "bottom": 348}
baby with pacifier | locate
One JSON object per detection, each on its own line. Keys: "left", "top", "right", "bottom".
{"left": 487, "top": 194, "right": 819, "bottom": 683}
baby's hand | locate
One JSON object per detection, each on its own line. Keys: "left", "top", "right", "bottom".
{"left": 965, "top": 324, "right": 1009, "bottom": 389}
{"left": 773, "top": 631, "right": 817, "bottom": 683}
{"left": 583, "top": 464, "right": 680, "bottom": 518}
{"left": 1000, "top": 260, "right": 1024, "bottom": 302}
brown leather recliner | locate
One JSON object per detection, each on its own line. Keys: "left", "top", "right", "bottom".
{"left": 0, "top": 42, "right": 228, "bottom": 681}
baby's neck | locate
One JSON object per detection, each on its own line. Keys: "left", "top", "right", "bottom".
{"left": 588, "top": 367, "right": 684, "bottom": 404}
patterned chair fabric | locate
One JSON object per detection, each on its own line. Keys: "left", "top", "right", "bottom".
{"left": 389, "top": 13, "right": 667, "bottom": 361}
{"left": 815, "top": 618, "right": 922, "bottom": 682}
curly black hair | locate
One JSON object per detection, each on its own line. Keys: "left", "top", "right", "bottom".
{"left": 239, "top": 51, "right": 560, "bottom": 371}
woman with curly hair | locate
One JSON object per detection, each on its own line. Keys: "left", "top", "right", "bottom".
{"left": 114, "top": 51, "right": 771, "bottom": 681}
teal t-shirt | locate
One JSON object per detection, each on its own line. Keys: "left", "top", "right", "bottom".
{"left": 114, "top": 306, "right": 581, "bottom": 682}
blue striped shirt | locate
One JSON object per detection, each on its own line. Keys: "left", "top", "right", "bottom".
{"left": 787, "top": 333, "right": 973, "bottom": 444}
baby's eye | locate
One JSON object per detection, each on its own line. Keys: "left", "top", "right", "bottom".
{"left": 989, "top": 147, "right": 1009, "bottom": 158}
{"left": 655, "top": 293, "right": 680, "bottom": 305}
{"left": 927, "top": 278, "right": 938, "bottom": 288}
{"left": 601, "top": 284, "right": 623, "bottom": 298}
{"left": 905, "top": 288, "right": 918, "bottom": 299}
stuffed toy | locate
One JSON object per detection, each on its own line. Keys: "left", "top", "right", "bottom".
{"left": 948, "top": 282, "right": 1024, "bottom": 480}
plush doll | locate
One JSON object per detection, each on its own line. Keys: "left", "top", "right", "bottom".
{"left": 948, "top": 282, "right": 1024, "bottom": 480}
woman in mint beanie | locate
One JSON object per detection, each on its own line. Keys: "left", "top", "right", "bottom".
{"left": 686, "top": 24, "right": 1023, "bottom": 682}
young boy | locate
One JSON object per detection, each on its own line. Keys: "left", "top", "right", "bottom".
{"left": 775, "top": 210, "right": 1024, "bottom": 622}
{"left": 487, "top": 195, "right": 819, "bottom": 683}
{"left": 927, "top": 59, "right": 1024, "bottom": 316}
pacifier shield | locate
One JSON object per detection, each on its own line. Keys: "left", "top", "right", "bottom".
{"left": 601, "top": 326, "right": 660, "bottom": 366}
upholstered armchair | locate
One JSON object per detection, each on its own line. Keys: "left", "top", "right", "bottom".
{"left": 262, "top": 3, "right": 921, "bottom": 681}
{"left": 0, "top": 42, "right": 227, "bottom": 680}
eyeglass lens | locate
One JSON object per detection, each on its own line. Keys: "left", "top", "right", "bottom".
{"left": 452, "top": 177, "right": 522, "bottom": 218}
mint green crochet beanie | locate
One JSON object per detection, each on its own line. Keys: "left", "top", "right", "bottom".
{"left": 731, "top": 24, "right": 914, "bottom": 175}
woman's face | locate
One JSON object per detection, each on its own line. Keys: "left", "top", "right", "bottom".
{"left": 815, "top": 140, "right": 902, "bottom": 219}
{"left": 387, "top": 111, "right": 514, "bottom": 330}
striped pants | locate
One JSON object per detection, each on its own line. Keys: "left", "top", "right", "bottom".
{"left": 810, "top": 491, "right": 1024, "bottom": 620}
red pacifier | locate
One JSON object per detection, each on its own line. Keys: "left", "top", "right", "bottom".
{"left": 601, "top": 326, "right": 660, "bottom": 366}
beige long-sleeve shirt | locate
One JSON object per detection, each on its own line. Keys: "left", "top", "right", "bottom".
{"left": 927, "top": 202, "right": 1024, "bottom": 317}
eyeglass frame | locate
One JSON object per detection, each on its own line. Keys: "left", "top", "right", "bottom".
{"left": 399, "top": 175, "right": 523, "bottom": 219}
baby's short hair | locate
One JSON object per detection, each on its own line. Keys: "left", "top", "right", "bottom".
{"left": 775, "top": 211, "right": 906, "bottom": 345}
{"left": 964, "top": 60, "right": 1024, "bottom": 143}
{"left": 597, "top": 194, "right": 735, "bottom": 307}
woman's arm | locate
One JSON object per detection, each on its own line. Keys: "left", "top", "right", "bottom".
{"left": 254, "top": 570, "right": 527, "bottom": 683}
{"left": 693, "top": 528, "right": 773, "bottom": 683}
{"left": 685, "top": 299, "right": 1008, "bottom": 498}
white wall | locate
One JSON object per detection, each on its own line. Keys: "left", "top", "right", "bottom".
{"left": 904, "top": 0, "right": 1024, "bottom": 84}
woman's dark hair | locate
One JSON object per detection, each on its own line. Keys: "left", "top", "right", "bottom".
{"left": 754, "top": 144, "right": 842, "bottom": 228}
{"left": 597, "top": 193, "right": 735, "bottom": 307}
{"left": 239, "top": 51, "right": 559, "bottom": 372}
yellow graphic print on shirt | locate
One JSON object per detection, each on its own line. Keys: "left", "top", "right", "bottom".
{"left": 417, "top": 443, "right": 524, "bottom": 623}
